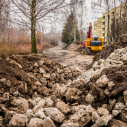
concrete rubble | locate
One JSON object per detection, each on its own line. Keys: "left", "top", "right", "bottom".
{"left": 0, "top": 44, "right": 127, "bottom": 126}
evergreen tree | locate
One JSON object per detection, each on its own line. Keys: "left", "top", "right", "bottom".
{"left": 62, "top": 12, "right": 80, "bottom": 44}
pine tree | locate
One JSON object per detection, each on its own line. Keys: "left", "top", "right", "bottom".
{"left": 62, "top": 12, "right": 80, "bottom": 44}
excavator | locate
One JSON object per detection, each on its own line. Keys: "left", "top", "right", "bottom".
{"left": 83, "top": 23, "right": 105, "bottom": 55}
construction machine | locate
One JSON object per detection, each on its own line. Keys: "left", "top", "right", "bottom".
{"left": 84, "top": 23, "right": 105, "bottom": 55}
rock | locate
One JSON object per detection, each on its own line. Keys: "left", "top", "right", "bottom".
{"left": 44, "top": 108, "right": 65, "bottom": 123}
{"left": 39, "top": 68, "right": 46, "bottom": 74}
{"left": 35, "top": 108, "right": 45, "bottom": 119}
{"left": 0, "top": 88, "right": 5, "bottom": 94}
{"left": 56, "top": 101, "right": 71, "bottom": 114}
{"left": 65, "top": 88, "right": 78, "bottom": 102}
{"left": 26, "top": 109, "right": 35, "bottom": 118}
{"left": 118, "top": 110, "right": 127, "bottom": 123}
{"left": 43, "top": 73, "right": 50, "bottom": 79}
{"left": 85, "top": 92, "right": 97, "bottom": 104}
{"left": 0, "top": 77, "right": 6, "bottom": 84}
{"left": 91, "top": 124, "right": 99, "bottom": 127}
{"left": 58, "top": 85, "right": 67, "bottom": 97}
{"left": 43, "top": 117, "right": 56, "bottom": 127}
{"left": 108, "top": 99, "right": 116, "bottom": 112}
{"left": 114, "top": 102, "right": 125, "bottom": 111}
{"left": 108, "top": 119, "right": 127, "bottom": 127}
{"left": 70, "top": 108, "right": 92, "bottom": 126}
{"left": 9, "top": 114, "right": 26, "bottom": 127}
{"left": 50, "top": 73, "right": 56, "bottom": 81}
{"left": 3, "top": 92, "right": 10, "bottom": 99}
{"left": 33, "top": 99, "right": 45, "bottom": 113}
{"left": 121, "top": 55, "right": 127, "bottom": 61}
{"left": 112, "top": 110, "right": 119, "bottom": 116}
{"left": 38, "top": 60, "right": 44, "bottom": 66}
{"left": 0, "top": 116, "right": 3, "bottom": 126}
{"left": 28, "top": 118, "right": 43, "bottom": 127}
{"left": 57, "top": 68, "right": 64, "bottom": 73}
{"left": 123, "top": 90, "right": 127, "bottom": 106}
{"left": 61, "top": 122, "right": 80, "bottom": 127}
{"left": 108, "top": 81, "right": 115, "bottom": 91}
{"left": 40, "top": 78, "right": 47, "bottom": 86}
{"left": 46, "top": 98, "right": 54, "bottom": 107}
{"left": 34, "top": 62, "right": 39, "bottom": 67}
{"left": 97, "top": 107, "right": 109, "bottom": 116}
{"left": 30, "top": 97, "right": 41, "bottom": 105}
{"left": 92, "top": 111, "right": 100, "bottom": 123}
{"left": 6, "top": 80, "right": 11, "bottom": 87}
{"left": 96, "top": 75, "right": 109, "bottom": 88}
{"left": 110, "top": 52, "right": 120, "bottom": 61}
{"left": 27, "top": 72, "right": 37, "bottom": 80}
{"left": 35, "top": 81, "right": 42, "bottom": 86}
{"left": 96, "top": 114, "right": 114, "bottom": 126}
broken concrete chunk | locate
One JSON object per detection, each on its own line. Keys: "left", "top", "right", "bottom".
{"left": 43, "top": 73, "right": 50, "bottom": 79}
{"left": 46, "top": 98, "right": 54, "bottom": 107}
{"left": 9, "top": 114, "right": 26, "bottom": 127}
{"left": 112, "top": 110, "right": 119, "bottom": 116}
{"left": 92, "top": 111, "right": 100, "bottom": 123}
{"left": 96, "top": 75, "right": 109, "bottom": 88}
{"left": 0, "top": 77, "right": 6, "bottom": 84}
{"left": 26, "top": 109, "right": 35, "bottom": 118}
{"left": 96, "top": 114, "right": 114, "bottom": 126}
{"left": 28, "top": 118, "right": 43, "bottom": 127}
{"left": 44, "top": 108, "right": 65, "bottom": 123}
{"left": 39, "top": 68, "right": 46, "bottom": 74}
{"left": 85, "top": 92, "right": 97, "bottom": 104}
{"left": 114, "top": 102, "right": 126, "bottom": 110}
{"left": 43, "top": 117, "right": 56, "bottom": 127}
{"left": 34, "top": 62, "right": 39, "bottom": 67}
{"left": 33, "top": 99, "right": 46, "bottom": 113}
{"left": 97, "top": 107, "right": 109, "bottom": 116}
{"left": 35, "top": 108, "right": 45, "bottom": 119}
{"left": 56, "top": 101, "right": 71, "bottom": 114}
{"left": 123, "top": 90, "right": 127, "bottom": 106}
{"left": 108, "top": 81, "right": 115, "bottom": 91}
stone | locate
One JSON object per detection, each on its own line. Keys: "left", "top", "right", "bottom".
{"left": 46, "top": 98, "right": 54, "bottom": 107}
{"left": 43, "top": 73, "right": 50, "bottom": 79}
{"left": 38, "top": 60, "right": 44, "bottom": 66}
{"left": 114, "top": 48, "right": 126, "bottom": 55}
{"left": 121, "top": 55, "right": 127, "bottom": 61}
{"left": 0, "top": 77, "right": 6, "bottom": 84}
{"left": 56, "top": 101, "right": 71, "bottom": 114}
{"left": 91, "top": 124, "right": 99, "bottom": 127}
{"left": 96, "top": 75, "right": 109, "bottom": 88}
{"left": 0, "top": 97, "right": 9, "bottom": 103}
{"left": 28, "top": 118, "right": 43, "bottom": 127}
{"left": 9, "top": 114, "right": 26, "bottom": 127}
{"left": 43, "top": 117, "right": 56, "bottom": 127}
{"left": 39, "top": 68, "right": 46, "bottom": 74}
{"left": 44, "top": 108, "right": 65, "bottom": 123}
{"left": 108, "top": 119, "right": 127, "bottom": 127}
{"left": 114, "top": 102, "right": 125, "bottom": 110}
{"left": 110, "top": 52, "right": 120, "bottom": 61}
{"left": 27, "top": 72, "right": 37, "bottom": 80}
{"left": 3, "top": 92, "right": 10, "bottom": 99}
{"left": 96, "top": 114, "right": 114, "bottom": 126}
{"left": 35, "top": 81, "right": 42, "bottom": 86}
{"left": 58, "top": 85, "right": 67, "bottom": 97}
{"left": 6, "top": 80, "right": 11, "bottom": 87}
{"left": 30, "top": 97, "right": 41, "bottom": 105}
{"left": 108, "top": 99, "right": 116, "bottom": 112}
{"left": 85, "top": 92, "right": 97, "bottom": 104}
{"left": 92, "top": 111, "right": 100, "bottom": 123}
{"left": 97, "top": 107, "right": 109, "bottom": 116}
{"left": 50, "top": 73, "right": 56, "bottom": 81}
{"left": 123, "top": 90, "right": 127, "bottom": 106}
{"left": 34, "top": 62, "right": 39, "bottom": 67}
{"left": 61, "top": 122, "right": 80, "bottom": 127}
{"left": 65, "top": 88, "right": 78, "bottom": 102}
{"left": 33, "top": 99, "right": 46, "bottom": 113}
{"left": 108, "top": 81, "right": 115, "bottom": 91}
{"left": 35, "top": 108, "right": 45, "bottom": 119}
{"left": 112, "top": 110, "right": 119, "bottom": 116}
{"left": 0, "top": 88, "right": 5, "bottom": 94}
{"left": 118, "top": 110, "right": 127, "bottom": 123}
{"left": 26, "top": 109, "right": 35, "bottom": 118}
{"left": 40, "top": 78, "right": 47, "bottom": 86}
{"left": 57, "top": 68, "right": 64, "bottom": 73}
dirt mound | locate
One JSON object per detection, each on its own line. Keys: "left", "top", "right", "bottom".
{"left": 63, "top": 40, "right": 82, "bottom": 51}
{"left": 93, "top": 34, "right": 127, "bottom": 64}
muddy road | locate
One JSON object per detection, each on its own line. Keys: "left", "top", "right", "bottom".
{"left": 43, "top": 43, "right": 94, "bottom": 72}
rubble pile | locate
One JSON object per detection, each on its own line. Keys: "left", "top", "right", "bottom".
{"left": 0, "top": 54, "right": 81, "bottom": 127}
{"left": 93, "top": 34, "right": 127, "bottom": 64}
{"left": 1, "top": 44, "right": 127, "bottom": 126}
{"left": 63, "top": 40, "right": 82, "bottom": 51}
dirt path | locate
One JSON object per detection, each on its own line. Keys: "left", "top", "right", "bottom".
{"left": 43, "top": 43, "right": 94, "bottom": 72}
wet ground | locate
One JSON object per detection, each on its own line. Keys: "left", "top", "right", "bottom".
{"left": 43, "top": 43, "right": 94, "bottom": 72}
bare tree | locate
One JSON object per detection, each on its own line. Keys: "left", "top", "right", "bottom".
{"left": 11, "top": 0, "right": 68, "bottom": 54}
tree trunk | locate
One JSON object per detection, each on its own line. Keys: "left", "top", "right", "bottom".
{"left": 31, "top": 0, "right": 37, "bottom": 54}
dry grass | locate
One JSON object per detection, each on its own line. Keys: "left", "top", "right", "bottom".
{"left": 0, "top": 43, "right": 52, "bottom": 56}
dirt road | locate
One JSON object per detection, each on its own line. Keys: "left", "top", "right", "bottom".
{"left": 43, "top": 43, "right": 94, "bottom": 72}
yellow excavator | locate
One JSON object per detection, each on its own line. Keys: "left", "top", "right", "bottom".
{"left": 84, "top": 23, "right": 105, "bottom": 55}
